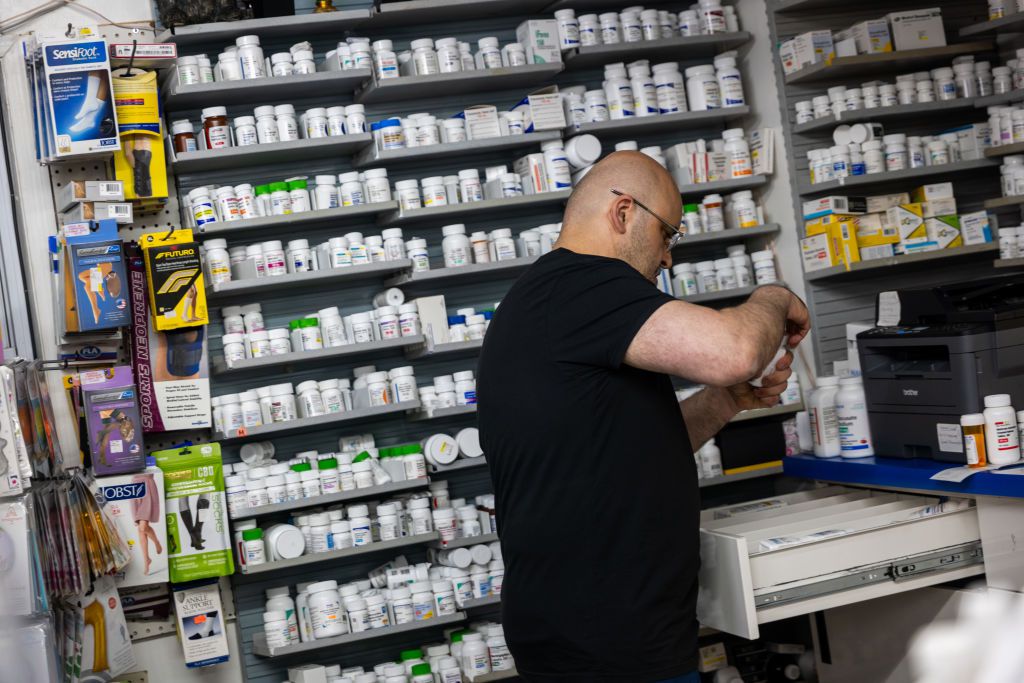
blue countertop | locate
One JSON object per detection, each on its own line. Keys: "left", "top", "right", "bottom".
{"left": 784, "top": 453, "right": 1024, "bottom": 499}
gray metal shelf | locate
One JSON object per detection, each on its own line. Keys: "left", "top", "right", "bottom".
{"left": 409, "top": 404, "right": 478, "bottom": 422}
{"left": 239, "top": 532, "right": 440, "bottom": 576}
{"left": 986, "top": 141, "right": 1024, "bottom": 158}
{"left": 199, "top": 201, "right": 399, "bottom": 240}
{"left": 406, "top": 338, "right": 485, "bottom": 360}
{"left": 681, "top": 284, "right": 760, "bottom": 305}
{"left": 673, "top": 224, "right": 780, "bottom": 249}
{"left": 476, "top": 669, "right": 519, "bottom": 682}
{"left": 730, "top": 401, "right": 804, "bottom": 424}
{"left": 212, "top": 336, "right": 426, "bottom": 376}
{"left": 462, "top": 594, "right": 501, "bottom": 610}
{"left": 172, "top": 134, "right": 373, "bottom": 174}
{"left": 976, "top": 90, "right": 1024, "bottom": 108}
{"left": 773, "top": 0, "right": 842, "bottom": 11}
{"left": 961, "top": 12, "right": 1024, "bottom": 37}
{"left": 156, "top": 8, "right": 371, "bottom": 46}
{"left": 429, "top": 456, "right": 487, "bottom": 474}
{"left": 699, "top": 463, "right": 784, "bottom": 488}
{"left": 379, "top": 190, "right": 572, "bottom": 225}
{"left": 984, "top": 194, "right": 1024, "bottom": 210}
{"left": 214, "top": 400, "right": 421, "bottom": 443}
{"left": 432, "top": 531, "right": 498, "bottom": 550}
{"left": 564, "top": 32, "right": 751, "bottom": 70}
{"left": 785, "top": 42, "right": 995, "bottom": 85}
{"left": 570, "top": 106, "right": 751, "bottom": 139}
{"left": 208, "top": 259, "right": 412, "bottom": 301}
{"left": 353, "top": 132, "right": 562, "bottom": 168}
{"left": 231, "top": 478, "right": 431, "bottom": 521}
{"left": 679, "top": 175, "right": 768, "bottom": 197}
{"left": 386, "top": 256, "right": 537, "bottom": 287}
{"left": 373, "top": 0, "right": 551, "bottom": 27}
{"left": 544, "top": 0, "right": 626, "bottom": 9}
{"left": 163, "top": 69, "right": 372, "bottom": 112}
{"left": 252, "top": 611, "right": 466, "bottom": 657}
{"left": 797, "top": 158, "right": 999, "bottom": 197}
{"left": 792, "top": 98, "right": 980, "bottom": 135}
{"left": 995, "top": 257, "right": 1024, "bottom": 268}
{"left": 355, "top": 63, "right": 564, "bottom": 105}
{"left": 804, "top": 243, "right": 999, "bottom": 282}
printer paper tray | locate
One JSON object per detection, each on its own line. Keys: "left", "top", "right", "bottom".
{"left": 697, "top": 486, "right": 983, "bottom": 639}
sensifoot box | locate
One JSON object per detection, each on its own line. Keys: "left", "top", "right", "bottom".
{"left": 42, "top": 38, "right": 120, "bottom": 156}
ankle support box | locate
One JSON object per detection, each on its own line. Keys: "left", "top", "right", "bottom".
{"left": 140, "top": 228, "right": 208, "bottom": 330}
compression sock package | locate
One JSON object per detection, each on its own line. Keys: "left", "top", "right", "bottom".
{"left": 91, "top": 464, "right": 168, "bottom": 586}
{"left": 126, "top": 244, "right": 212, "bottom": 432}
{"left": 62, "top": 219, "right": 129, "bottom": 332}
{"left": 154, "top": 443, "right": 233, "bottom": 581}
{"left": 140, "top": 228, "right": 208, "bottom": 331}
{"left": 81, "top": 366, "right": 144, "bottom": 476}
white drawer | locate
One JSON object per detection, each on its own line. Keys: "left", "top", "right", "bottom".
{"left": 698, "top": 486, "right": 984, "bottom": 639}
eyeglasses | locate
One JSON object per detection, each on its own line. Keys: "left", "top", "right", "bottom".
{"left": 610, "top": 189, "right": 684, "bottom": 248}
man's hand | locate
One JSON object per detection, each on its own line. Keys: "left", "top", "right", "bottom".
{"left": 726, "top": 350, "right": 794, "bottom": 412}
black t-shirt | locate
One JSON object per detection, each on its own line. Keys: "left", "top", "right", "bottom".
{"left": 478, "top": 248, "right": 700, "bottom": 682}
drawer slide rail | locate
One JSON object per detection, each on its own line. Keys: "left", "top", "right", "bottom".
{"left": 754, "top": 542, "right": 983, "bottom": 609}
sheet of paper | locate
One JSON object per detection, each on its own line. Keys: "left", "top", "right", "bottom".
{"left": 877, "top": 291, "right": 900, "bottom": 327}
{"left": 930, "top": 465, "right": 999, "bottom": 483}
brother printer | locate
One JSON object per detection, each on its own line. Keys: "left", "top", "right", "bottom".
{"left": 856, "top": 274, "right": 1024, "bottom": 463}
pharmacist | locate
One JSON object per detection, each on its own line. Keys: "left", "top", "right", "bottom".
{"left": 478, "top": 151, "right": 809, "bottom": 682}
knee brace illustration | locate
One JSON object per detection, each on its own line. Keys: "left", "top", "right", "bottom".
{"left": 165, "top": 328, "right": 204, "bottom": 377}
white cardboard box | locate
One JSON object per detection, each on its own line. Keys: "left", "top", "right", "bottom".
{"left": 516, "top": 19, "right": 561, "bottom": 63}
{"left": 792, "top": 30, "right": 835, "bottom": 69}
{"left": 850, "top": 19, "right": 893, "bottom": 54}
{"left": 515, "top": 152, "right": 549, "bottom": 194}
{"left": 887, "top": 8, "right": 946, "bottom": 51}
{"left": 463, "top": 105, "right": 501, "bottom": 140}
{"left": 414, "top": 295, "right": 449, "bottom": 345}
{"left": 510, "top": 87, "right": 566, "bottom": 132}
{"left": 959, "top": 210, "right": 994, "bottom": 244}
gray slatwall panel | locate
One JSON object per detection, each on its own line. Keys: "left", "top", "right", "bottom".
{"left": 768, "top": 0, "right": 1007, "bottom": 374}
{"left": 180, "top": 4, "right": 783, "bottom": 679}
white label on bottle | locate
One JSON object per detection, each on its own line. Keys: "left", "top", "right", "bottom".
{"left": 964, "top": 434, "right": 981, "bottom": 465}
{"left": 937, "top": 423, "right": 965, "bottom": 453}
{"left": 207, "top": 125, "right": 230, "bottom": 148}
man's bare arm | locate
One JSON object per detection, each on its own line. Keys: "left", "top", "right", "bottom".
{"left": 625, "top": 284, "right": 809, "bottom": 387}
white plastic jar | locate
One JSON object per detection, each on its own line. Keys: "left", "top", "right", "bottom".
{"left": 363, "top": 168, "right": 391, "bottom": 203}
{"left": 863, "top": 140, "right": 884, "bottom": 174}
{"left": 350, "top": 312, "right": 375, "bottom": 343}
{"left": 722, "top": 128, "right": 752, "bottom": 178}
{"left": 442, "top": 224, "right": 471, "bottom": 267}
{"left": 346, "top": 104, "right": 367, "bottom": 134}
{"left": 883, "top": 133, "right": 908, "bottom": 171}
{"left": 390, "top": 366, "right": 417, "bottom": 402}
{"left": 325, "top": 106, "right": 346, "bottom": 137}
{"left": 308, "top": 581, "right": 348, "bottom": 638}
{"left": 652, "top": 63, "right": 686, "bottom": 114}
{"left": 269, "top": 383, "right": 297, "bottom": 422}
{"left": 702, "top": 194, "right": 725, "bottom": 232}
{"left": 454, "top": 370, "right": 477, "bottom": 404}
{"left": 685, "top": 64, "right": 721, "bottom": 110}
{"left": 422, "top": 176, "right": 448, "bottom": 207}
{"left": 478, "top": 36, "right": 502, "bottom": 69}
{"left": 835, "top": 376, "right": 874, "bottom": 458}
{"left": 700, "top": 0, "right": 726, "bottom": 33}
{"left": 377, "top": 305, "right": 400, "bottom": 339}
{"left": 599, "top": 12, "right": 621, "bottom": 43}
{"left": 984, "top": 394, "right": 1021, "bottom": 465}
{"left": 458, "top": 169, "right": 483, "bottom": 203}
{"left": 305, "top": 107, "right": 328, "bottom": 138}
{"left": 391, "top": 587, "right": 414, "bottom": 624}
{"left": 286, "top": 238, "right": 312, "bottom": 273}
{"left": 555, "top": 9, "right": 581, "bottom": 49}
{"left": 541, "top": 140, "right": 573, "bottom": 190}
{"left": 367, "top": 371, "right": 391, "bottom": 406}
{"left": 579, "top": 13, "right": 599, "bottom": 45}
{"left": 270, "top": 52, "right": 294, "bottom": 78}
{"left": 297, "top": 380, "right": 326, "bottom": 418}
{"left": 491, "top": 229, "right": 517, "bottom": 261}
{"left": 395, "top": 179, "right": 422, "bottom": 210}
{"left": 406, "top": 238, "right": 430, "bottom": 271}
{"left": 435, "top": 37, "right": 462, "bottom": 73}
{"left": 247, "top": 331, "right": 271, "bottom": 360}
{"left": 732, "top": 190, "right": 758, "bottom": 228}
{"left": 411, "top": 38, "right": 440, "bottom": 75}
{"left": 274, "top": 104, "right": 299, "bottom": 141}
{"left": 338, "top": 172, "right": 365, "bottom": 207}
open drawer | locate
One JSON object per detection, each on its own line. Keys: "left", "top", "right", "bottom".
{"left": 697, "top": 485, "right": 984, "bottom": 639}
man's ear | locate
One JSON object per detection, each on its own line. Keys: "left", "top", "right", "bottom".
{"left": 609, "top": 195, "right": 631, "bottom": 236}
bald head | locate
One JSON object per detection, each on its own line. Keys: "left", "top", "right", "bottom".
{"left": 556, "top": 151, "right": 682, "bottom": 281}
{"left": 563, "top": 151, "right": 681, "bottom": 230}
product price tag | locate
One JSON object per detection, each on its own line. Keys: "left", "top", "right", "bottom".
{"left": 930, "top": 465, "right": 999, "bottom": 483}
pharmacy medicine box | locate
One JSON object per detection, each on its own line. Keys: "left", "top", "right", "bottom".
{"left": 697, "top": 486, "right": 982, "bottom": 639}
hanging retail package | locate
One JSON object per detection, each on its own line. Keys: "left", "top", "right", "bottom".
{"left": 172, "top": 580, "right": 231, "bottom": 668}
{"left": 72, "top": 575, "right": 136, "bottom": 679}
{"left": 92, "top": 465, "right": 169, "bottom": 586}
{"left": 81, "top": 366, "right": 145, "bottom": 476}
{"left": 127, "top": 243, "right": 212, "bottom": 433}
{"left": 154, "top": 443, "right": 234, "bottom": 581}
{"left": 39, "top": 36, "right": 120, "bottom": 157}
{"left": 112, "top": 69, "right": 169, "bottom": 202}
{"left": 61, "top": 219, "right": 129, "bottom": 332}
{"left": 140, "top": 228, "right": 209, "bottom": 330}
